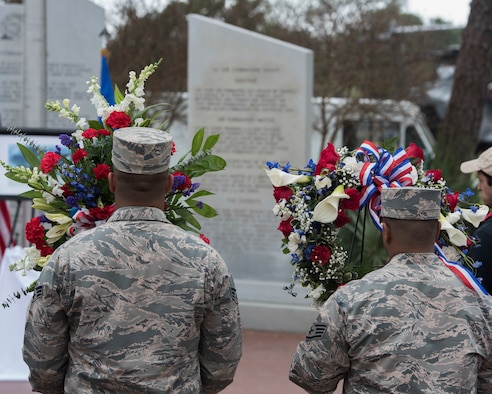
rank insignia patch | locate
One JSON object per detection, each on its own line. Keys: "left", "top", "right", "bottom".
{"left": 306, "top": 323, "right": 327, "bottom": 340}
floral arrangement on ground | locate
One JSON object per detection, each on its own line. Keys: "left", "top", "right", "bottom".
{"left": 265, "top": 140, "right": 489, "bottom": 306}
{"left": 1, "top": 59, "right": 225, "bottom": 305}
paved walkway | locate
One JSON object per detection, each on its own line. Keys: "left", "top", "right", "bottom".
{"left": 0, "top": 330, "right": 343, "bottom": 394}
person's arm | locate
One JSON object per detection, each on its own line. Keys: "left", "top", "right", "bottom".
{"left": 289, "top": 293, "right": 349, "bottom": 393}
{"left": 23, "top": 261, "right": 69, "bottom": 394}
{"left": 199, "top": 252, "right": 242, "bottom": 394}
{"left": 467, "top": 225, "right": 492, "bottom": 294}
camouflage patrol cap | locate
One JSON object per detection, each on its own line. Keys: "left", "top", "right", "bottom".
{"left": 380, "top": 187, "right": 441, "bottom": 220}
{"left": 112, "top": 127, "right": 173, "bottom": 174}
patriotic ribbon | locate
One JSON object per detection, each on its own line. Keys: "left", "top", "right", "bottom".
{"left": 67, "top": 208, "right": 105, "bottom": 237}
{"left": 354, "top": 141, "right": 487, "bottom": 295}
{"left": 356, "top": 140, "right": 413, "bottom": 230}
{"left": 435, "top": 244, "right": 489, "bottom": 296}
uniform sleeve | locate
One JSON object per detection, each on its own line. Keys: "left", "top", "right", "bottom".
{"left": 23, "top": 259, "right": 69, "bottom": 394}
{"left": 289, "top": 292, "right": 349, "bottom": 394}
{"left": 467, "top": 226, "right": 492, "bottom": 294}
{"left": 199, "top": 252, "right": 242, "bottom": 394}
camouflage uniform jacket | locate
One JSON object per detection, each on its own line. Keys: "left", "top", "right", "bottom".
{"left": 289, "top": 252, "right": 492, "bottom": 393}
{"left": 23, "top": 206, "right": 242, "bottom": 394}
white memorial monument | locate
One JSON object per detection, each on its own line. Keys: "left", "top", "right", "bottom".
{"left": 0, "top": 0, "right": 104, "bottom": 130}
{"left": 188, "top": 14, "right": 317, "bottom": 331}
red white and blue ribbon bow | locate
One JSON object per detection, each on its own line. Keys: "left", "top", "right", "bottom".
{"left": 355, "top": 140, "right": 488, "bottom": 296}
{"left": 356, "top": 140, "right": 413, "bottom": 230}
{"left": 67, "top": 208, "right": 104, "bottom": 237}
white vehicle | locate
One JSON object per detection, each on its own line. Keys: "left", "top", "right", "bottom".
{"left": 311, "top": 97, "right": 436, "bottom": 162}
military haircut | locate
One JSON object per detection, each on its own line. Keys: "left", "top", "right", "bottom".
{"left": 113, "top": 167, "right": 170, "bottom": 198}
{"left": 382, "top": 217, "right": 439, "bottom": 246}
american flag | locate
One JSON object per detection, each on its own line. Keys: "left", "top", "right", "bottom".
{"left": 0, "top": 201, "right": 12, "bottom": 259}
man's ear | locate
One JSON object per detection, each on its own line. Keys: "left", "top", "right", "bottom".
{"left": 434, "top": 221, "right": 441, "bottom": 242}
{"left": 108, "top": 172, "right": 115, "bottom": 193}
{"left": 166, "top": 174, "right": 174, "bottom": 194}
{"left": 382, "top": 221, "right": 391, "bottom": 244}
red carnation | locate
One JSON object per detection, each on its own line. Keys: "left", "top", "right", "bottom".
{"left": 273, "top": 186, "right": 293, "bottom": 203}
{"left": 93, "top": 163, "right": 111, "bottom": 180}
{"left": 315, "top": 143, "right": 340, "bottom": 176}
{"left": 106, "top": 111, "right": 132, "bottom": 129}
{"left": 335, "top": 210, "right": 351, "bottom": 228}
{"left": 200, "top": 234, "right": 210, "bottom": 244}
{"left": 61, "top": 183, "right": 73, "bottom": 196}
{"left": 40, "top": 152, "right": 61, "bottom": 174}
{"left": 310, "top": 245, "right": 332, "bottom": 266}
{"left": 406, "top": 142, "right": 424, "bottom": 163}
{"left": 81, "top": 128, "right": 99, "bottom": 139}
{"left": 445, "top": 192, "right": 459, "bottom": 212}
{"left": 171, "top": 141, "right": 176, "bottom": 155}
{"left": 72, "top": 149, "right": 88, "bottom": 163}
{"left": 278, "top": 217, "right": 293, "bottom": 238}
{"left": 25, "top": 217, "right": 45, "bottom": 247}
{"left": 426, "top": 169, "right": 443, "bottom": 182}
{"left": 340, "top": 188, "right": 361, "bottom": 211}
{"left": 39, "top": 245, "right": 54, "bottom": 257}
{"left": 89, "top": 205, "right": 115, "bottom": 220}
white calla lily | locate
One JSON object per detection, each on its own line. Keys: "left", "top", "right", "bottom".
{"left": 461, "top": 205, "right": 489, "bottom": 228}
{"left": 264, "top": 168, "right": 310, "bottom": 187}
{"left": 439, "top": 214, "right": 467, "bottom": 247}
{"left": 312, "top": 185, "right": 349, "bottom": 223}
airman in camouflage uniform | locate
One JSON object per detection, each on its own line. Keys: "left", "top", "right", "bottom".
{"left": 289, "top": 187, "right": 492, "bottom": 393}
{"left": 23, "top": 127, "right": 242, "bottom": 393}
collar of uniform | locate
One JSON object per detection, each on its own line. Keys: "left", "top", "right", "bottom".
{"left": 108, "top": 206, "right": 168, "bottom": 223}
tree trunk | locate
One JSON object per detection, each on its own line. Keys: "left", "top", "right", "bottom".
{"left": 435, "top": 0, "right": 492, "bottom": 191}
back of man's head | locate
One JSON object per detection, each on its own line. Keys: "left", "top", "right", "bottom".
{"left": 380, "top": 187, "right": 441, "bottom": 256}
{"left": 110, "top": 127, "right": 174, "bottom": 207}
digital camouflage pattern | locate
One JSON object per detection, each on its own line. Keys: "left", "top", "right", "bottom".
{"left": 289, "top": 253, "right": 492, "bottom": 393}
{"left": 112, "top": 127, "right": 173, "bottom": 174}
{"left": 23, "top": 206, "right": 242, "bottom": 394}
{"left": 380, "top": 187, "right": 441, "bottom": 220}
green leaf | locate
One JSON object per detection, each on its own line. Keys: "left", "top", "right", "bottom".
{"left": 17, "top": 143, "right": 40, "bottom": 168}
{"left": 87, "top": 119, "right": 104, "bottom": 129}
{"left": 18, "top": 190, "right": 43, "bottom": 199}
{"left": 167, "top": 206, "right": 202, "bottom": 231}
{"left": 186, "top": 189, "right": 214, "bottom": 199}
{"left": 114, "top": 84, "right": 124, "bottom": 104}
{"left": 189, "top": 202, "right": 217, "bottom": 218}
{"left": 191, "top": 128, "right": 205, "bottom": 156}
{"left": 4, "top": 171, "right": 29, "bottom": 184}
{"left": 203, "top": 134, "right": 220, "bottom": 151}
{"left": 184, "top": 155, "right": 227, "bottom": 178}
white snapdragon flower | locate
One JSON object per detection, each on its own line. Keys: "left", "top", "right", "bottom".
{"left": 314, "top": 175, "right": 332, "bottom": 190}
{"left": 76, "top": 117, "right": 88, "bottom": 130}
{"left": 342, "top": 156, "right": 362, "bottom": 176}
{"left": 308, "top": 285, "right": 325, "bottom": 302}
{"left": 23, "top": 246, "right": 42, "bottom": 272}
{"left": 72, "top": 129, "right": 85, "bottom": 148}
{"left": 410, "top": 165, "right": 418, "bottom": 184}
{"left": 288, "top": 232, "right": 305, "bottom": 253}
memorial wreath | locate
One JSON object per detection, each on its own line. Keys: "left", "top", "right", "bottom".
{"left": 265, "top": 140, "right": 489, "bottom": 306}
{"left": 1, "top": 60, "right": 226, "bottom": 304}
